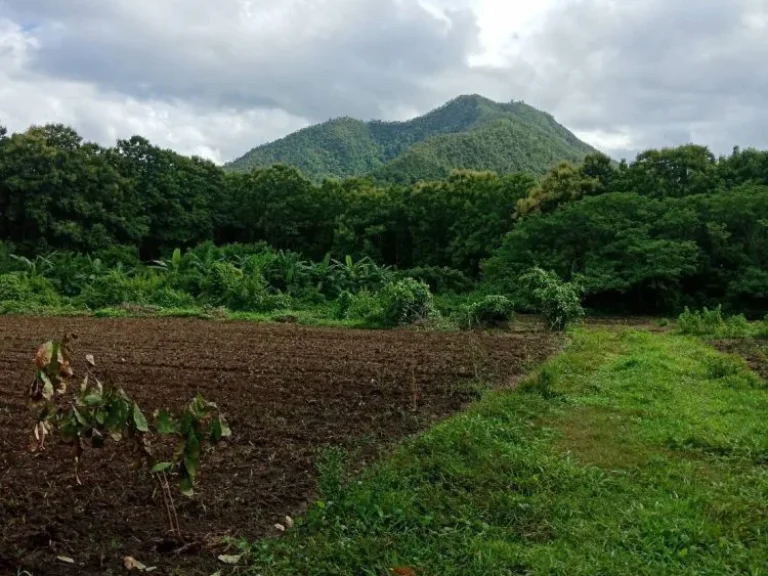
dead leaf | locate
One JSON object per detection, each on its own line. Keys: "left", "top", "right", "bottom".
{"left": 123, "top": 556, "right": 150, "bottom": 571}
{"left": 274, "top": 523, "right": 285, "bottom": 532}
{"left": 57, "top": 556, "right": 75, "bottom": 564}
{"left": 284, "top": 515, "right": 294, "bottom": 528}
{"left": 217, "top": 554, "right": 243, "bottom": 565}
{"left": 85, "top": 354, "right": 96, "bottom": 367}
{"left": 35, "top": 341, "right": 54, "bottom": 369}
{"left": 391, "top": 568, "right": 417, "bottom": 576}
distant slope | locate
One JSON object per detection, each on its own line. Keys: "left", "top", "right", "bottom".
{"left": 226, "top": 95, "right": 599, "bottom": 182}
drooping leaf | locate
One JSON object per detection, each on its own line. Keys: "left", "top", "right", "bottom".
{"left": 210, "top": 416, "right": 232, "bottom": 442}
{"left": 179, "top": 475, "right": 194, "bottom": 497}
{"left": 219, "top": 417, "right": 232, "bottom": 438}
{"left": 40, "top": 372, "right": 54, "bottom": 400}
{"left": 72, "top": 406, "right": 88, "bottom": 426}
{"left": 132, "top": 403, "right": 149, "bottom": 433}
{"left": 183, "top": 431, "right": 201, "bottom": 481}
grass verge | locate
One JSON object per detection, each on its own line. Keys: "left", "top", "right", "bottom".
{"left": 238, "top": 329, "right": 768, "bottom": 576}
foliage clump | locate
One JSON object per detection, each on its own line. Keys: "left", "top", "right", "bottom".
{"left": 380, "top": 278, "right": 437, "bottom": 326}
{"left": 521, "top": 267, "right": 584, "bottom": 331}
{"left": 462, "top": 295, "right": 515, "bottom": 329}
{"left": 677, "top": 306, "right": 751, "bottom": 338}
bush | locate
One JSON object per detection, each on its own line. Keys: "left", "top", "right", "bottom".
{"left": 463, "top": 295, "right": 515, "bottom": 329}
{"left": 520, "top": 267, "right": 584, "bottom": 331}
{"left": 380, "top": 278, "right": 437, "bottom": 326}
{"left": 0, "top": 272, "right": 62, "bottom": 307}
{"left": 78, "top": 270, "right": 161, "bottom": 309}
{"left": 335, "top": 290, "right": 354, "bottom": 320}
{"left": 677, "top": 306, "right": 751, "bottom": 337}
{"left": 201, "top": 262, "right": 287, "bottom": 312}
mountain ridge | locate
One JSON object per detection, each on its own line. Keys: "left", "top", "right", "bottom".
{"left": 226, "top": 95, "right": 600, "bottom": 182}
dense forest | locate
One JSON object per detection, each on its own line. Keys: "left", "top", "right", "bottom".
{"left": 1, "top": 121, "right": 767, "bottom": 318}
{"left": 226, "top": 95, "right": 597, "bottom": 183}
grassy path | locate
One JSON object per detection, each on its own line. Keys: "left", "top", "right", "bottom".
{"left": 243, "top": 329, "right": 768, "bottom": 576}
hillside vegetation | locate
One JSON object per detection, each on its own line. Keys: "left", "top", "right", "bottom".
{"left": 226, "top": 95, "right": 597, "bottom": 182}
{"left": 1, "top": 118, "right": 768, "bottom": 319}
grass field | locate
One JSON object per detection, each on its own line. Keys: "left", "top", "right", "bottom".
{"left": 239, "top": 329, "right": 768, "bottom": 576}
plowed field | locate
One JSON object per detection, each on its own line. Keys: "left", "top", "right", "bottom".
{"left": 0, "top": 317, "right": 559, "bottom": 575}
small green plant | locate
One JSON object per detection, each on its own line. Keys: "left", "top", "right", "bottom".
{"left": 335, "top": 290, "right": 354, "bottom": 320}
{"left": 520, "top": 267, "right": 584, "bottom": 331}
{"left": 677, "top": 305, "right": 751, "bottom": 337}
{"left": 29, "top": 335, "right": 231, "bottom": 535}
{"left": 519, "top": 365, "right": 559, "bottom": 398}
{"left": 462, "top": 295, "right": 515, "bottom": 329}
{"left": 380, "top": 278, "right": 437, "bottom": 326}
{"left": 315, "top": 445, "right": 350, "bottom": 502}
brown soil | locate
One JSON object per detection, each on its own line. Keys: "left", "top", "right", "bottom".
{"left": 0, "top": 317, "right": 559, "bottom": 575}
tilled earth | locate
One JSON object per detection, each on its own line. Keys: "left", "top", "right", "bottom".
{"left": 0, "top": 317, "right": 559, "bottom": 575}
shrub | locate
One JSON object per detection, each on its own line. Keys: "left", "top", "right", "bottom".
{"left": 520, "top": 267, "right": 584, "bottom": 331}
{"left": 380, "top": 278, "right": 437, "bottom": 326}
{"left": 78, "top": 270, "right": 161, "bottom": 309}
{"left": 335, "top": 290, "right": 354, "bottom": 320}
{"left": 148, "top": 286, "right": 197, "bottom": 309}
{"left": 201, "top": 262, "right": 286, "bottom": 312}
{"left": 0, "top": 272, "right": 62, "bottom": 307}
{"left": 463, "top": 295, "right": 516, "bottom": 329}
{"left": 345, "top": 290, "right": 385, "bottom": 323}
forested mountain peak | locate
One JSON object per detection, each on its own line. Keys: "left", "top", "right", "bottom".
{"left": 225, "top": 95, "right": 599, "bottom": 183}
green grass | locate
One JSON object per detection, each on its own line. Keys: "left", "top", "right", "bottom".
{"left": 238, "top": 329, "right": 768, "bottom": 576}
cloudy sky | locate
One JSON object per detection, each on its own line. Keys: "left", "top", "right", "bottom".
{"left": 1, "top": 0, "right": 767, "bottom": 163}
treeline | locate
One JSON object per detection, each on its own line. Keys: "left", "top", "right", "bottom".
{"left": 1, "top": 123, "right": 768, "bottom": 314}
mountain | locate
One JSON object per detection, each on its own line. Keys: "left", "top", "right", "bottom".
{"left": 226, "top": 95, "right": 599, "bottom": 183}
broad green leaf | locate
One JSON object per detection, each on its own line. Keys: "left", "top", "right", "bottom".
{"left": 94, "top": 409, "right": 106, "bottom": 425}
{"left": 172, "top": 247, "right": 182, "bottom": 269}
{"left": 211, "top": 418, "right": 222, "bottom": 442}
{"left": 151, "top": 461, "right": 174, "bottom": 473}
{"left": 105, "top": 399, "right": 128, "bottom": 432}
{"left": 211, "top": 416, "right": 231, "bottom": 442}
{"left": 183, "top": 431, "right": 201, "bottom": 481}
{"left": 72, "top": 406, "right": 88, "bottom": 426}
{"left": 84, "top": 393, "right": 103, "bottom": 406}
{"left": 155, "top": 410, "right": 177, "bottom": 435}
{"left": 219, "top": 417, "right": 232, "bottom": 438}
{"left": 132, "top": 403, "right": 149, "bottom": 433}
{"left": 40, "top": 372, "right": 54, "bottom": 400}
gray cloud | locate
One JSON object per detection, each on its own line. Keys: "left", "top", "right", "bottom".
{"left": 1, "top": 0, "right": 767, "bottom": 162}
{"left": 510, "top": 0, "right": 768, "bottom": 157}
{"left": 3, "top": 0, "right": 479, "bottom": 121}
